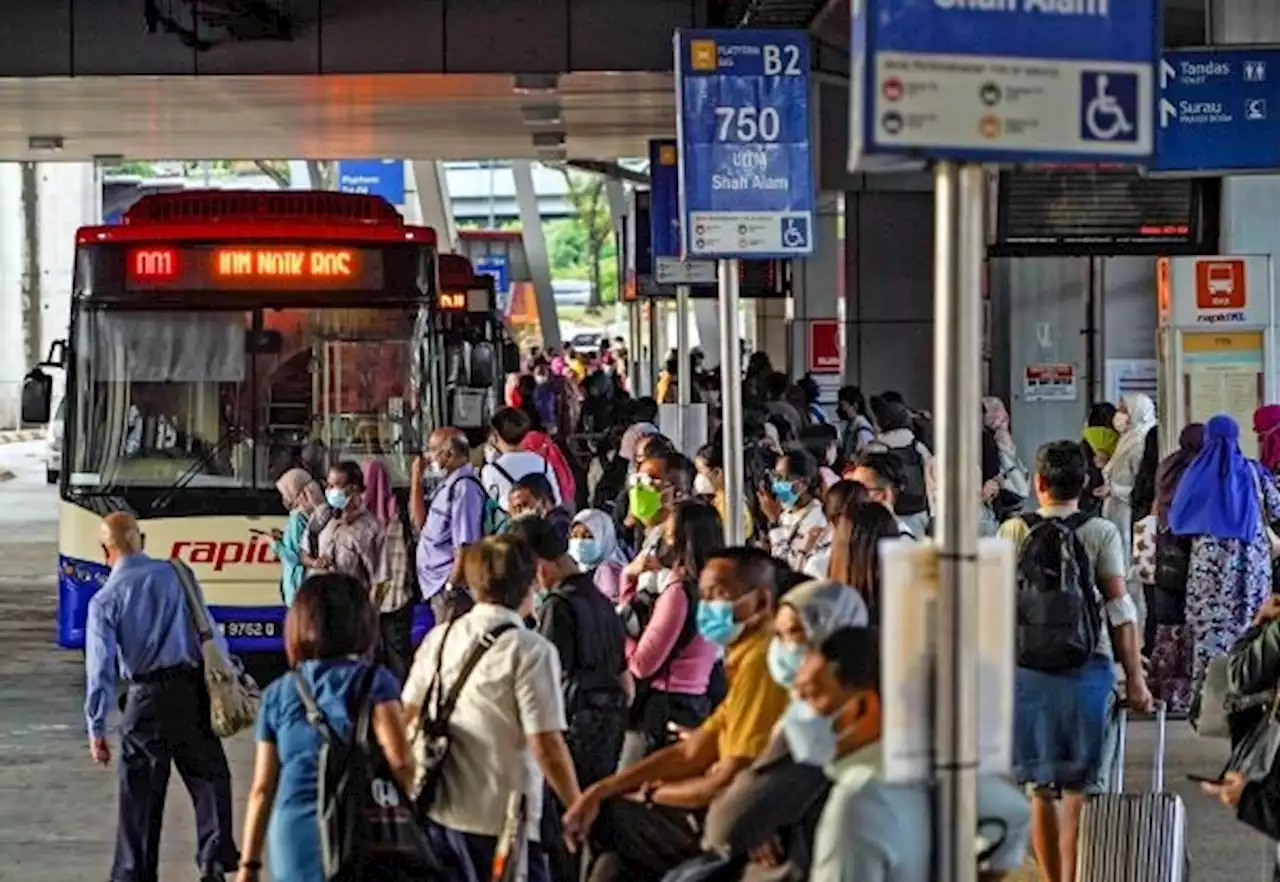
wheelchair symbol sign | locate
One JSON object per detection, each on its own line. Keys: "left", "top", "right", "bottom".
{"left": 1079, "top": 71, "right": 1139, "bottom": 144}
{"left": 781, "top": 217, "right": 810, "bottom": 251}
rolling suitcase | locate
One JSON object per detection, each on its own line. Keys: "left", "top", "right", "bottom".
{"left": 1076, "top": 702, "right": 1188, "bottom": 881}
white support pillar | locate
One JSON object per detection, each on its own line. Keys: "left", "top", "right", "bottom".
{"left": 513, "top": 160, "right": 562, "bottom": 349}
{"left": 287, "top": 160, "right": 313, "bottom": 189}
{"left": 409, "top": 161, "right": 458, "bottom": 253}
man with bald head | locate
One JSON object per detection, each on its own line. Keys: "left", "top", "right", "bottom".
{"left": 87, "top": 512, "right": 239, "bottom": 882}
{"left": 412, "top": 426, "right": 488, "bottom": 623}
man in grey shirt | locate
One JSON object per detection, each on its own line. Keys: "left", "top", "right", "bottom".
{"left": 789, "top": 627, "right": 1031, "bottom": 882}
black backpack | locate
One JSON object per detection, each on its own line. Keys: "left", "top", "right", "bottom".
{"left": 294, "top": 666, "right": 440, "bottom": 882}
{"left": 1015, "top": 512, "right": 1102, "bottom": 673}
{"left": 892, "top": 444, "right": 929, "bottom": 517}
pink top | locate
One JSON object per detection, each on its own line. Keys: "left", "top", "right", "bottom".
{"left": 819, "top": 466, "right": 840, "bottom": 490}
{"left": 592, "top": 561, "right": 624, "bottom": 603}
{"left": 621, "top": 569, "right": 717, "bottom": 695}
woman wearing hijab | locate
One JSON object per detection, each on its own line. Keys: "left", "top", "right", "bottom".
{"left": 363, "top": 459, "right": 416, "bottom": 683}
{"left": 271, "top": 468, "right": 324, "bottom": 607}
{"left": 1140, "top": 423, "right": 1204, "bottom": 715}
{"left": 1080, "top": 403, "right": 1119, "bottom": 516}
{"left": 1169, "top": 415, "right": 1280, "bottom": 698}
{"left": 982, "top": 397, "right": 1030, "bottom": 522}
{"left": 568, "top": 508, "right": 632, "bottom": 602}
{"left": 1100, "top": 394, "right": 1158, "bottom": 640}
{"left": 687, "top": 580, "right": 869, "bottom": 882}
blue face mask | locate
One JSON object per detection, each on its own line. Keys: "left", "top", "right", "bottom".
{"left": 767, "top": 638, "right": 806, "bottom": 689}
{"left": 696, "top": 599, "right": 744, "bottom": 647}
{"left": 325, "top": 487, "right": 349, "bottom": 510}
{"left": 771, "top": 479, "right": 799, "bottom": 508}
{"left": 781, "top": 700, "right": 839, "bottom": 768}
{"left": 568, "top": 538, "right": 603, "bottom": 568}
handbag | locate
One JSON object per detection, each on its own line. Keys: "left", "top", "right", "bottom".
{"left": 1227, "top": 694, "right": 1280, "bottom": 782}
{"left": 170, "top": 561, "right": 260, "bottom": 738}
{"left": 412, "top": 621, "right": 517, "bottom": 812}
{"left": 1131, "top": 514, "right": 1157, "bottom": 584}
{"left": 1192, "top": 654, "right": 1233, "bottom": 738}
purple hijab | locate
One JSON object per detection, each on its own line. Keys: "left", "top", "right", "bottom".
{"left": 1168, "top": 415, "right": 1261, "bottom": 541}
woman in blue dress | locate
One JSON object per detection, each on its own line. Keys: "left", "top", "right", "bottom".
{"left": 1169, "top": 414, "right": 1280, "bottom": 702}
{"left": 234, "top": 573, "right": 413, "bottom": 882}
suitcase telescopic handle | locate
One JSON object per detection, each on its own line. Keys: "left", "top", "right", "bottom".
{"left": 1113, "top": 699, "right": 1167, "bottom": 794}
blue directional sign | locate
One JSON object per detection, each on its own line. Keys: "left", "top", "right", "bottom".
{"left": 674, "top": 29, "right": 815, "bottom": 259}
{"left": 849, "top": 0, "right": 1160, "bottom": 167}
{"left": 1155, "top": 48, "right": 1280, "bottom": 173}
{"left": 336, "top": 159, "right": 406, "bottom": 205}
{"left": 474, "top": 255, "right": 509, "bottom": 296}
{"left": 649, "top": 139, "right": 718, "bottom": 284}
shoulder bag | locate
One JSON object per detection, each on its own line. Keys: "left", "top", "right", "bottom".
{"left": 412, "top": 621, "right": 518, "bottom": 813}
{"left": 170, "top": 561, "right": 260, "bottom": 738}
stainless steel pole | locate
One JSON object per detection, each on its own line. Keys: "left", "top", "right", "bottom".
{"left": 676, "top": 284, "right": 691, "bottom": 451}
{"left": 629, "top": 301, "right": 642, "bottom": 392}
{"left": 718, "top": 261, "right": 745, "bottom": 545}
{"left": 932, "top": 161, "right": 982, "bottom": 882}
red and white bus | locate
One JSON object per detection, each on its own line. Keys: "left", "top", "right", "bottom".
{"left": 23, "top": 190, "right": 511, "bottom": 653}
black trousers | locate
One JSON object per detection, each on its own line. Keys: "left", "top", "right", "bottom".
{"left": 583, "top": 798, "right": 703, "bottom": 882}
{"left": 634, "top": 690, "right": 710, "bottom": 757}
{"left": 112, "top": 668, "right": 238, "bottom": 882}
{"left": 378, "top": 601, "right": 416, "bottom": 684}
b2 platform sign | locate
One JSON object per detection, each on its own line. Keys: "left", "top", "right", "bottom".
{"left": 336, "top": 159, "right": 406, "bottom": 205}
{"left": 674, "top": 30, "right": 816, "bottom": 260}
{"left": 649, "top": 139, "right": 717, "bottom": 285}
{"left": 848, "top": 0, "right": 1160, "bottom": 168}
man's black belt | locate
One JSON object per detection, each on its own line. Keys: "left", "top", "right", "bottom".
{"left": 131, "top": 663, "right": 200, "bottom": 685}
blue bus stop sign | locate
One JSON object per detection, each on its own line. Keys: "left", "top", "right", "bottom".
{"left": 336, "top": 159, "right": 406, "bottom": 205}
{"left": 849, "top": 0, "right": 1159, "bottom": 167}
{"left": 649, "top": 139, "right": 717, "bottom": 285}
{"left": 674, "top": 29, "right": 815, "bottom": 260}
{"left": 1155, "top": 49, "right": 1280, "bottom": 173}
{"left": 475, "top": 256, "right": 509, "bottom": 295}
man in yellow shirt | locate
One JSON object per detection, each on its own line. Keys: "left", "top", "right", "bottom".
{"left": 563, "top": 547, "right": 789, "bottom": 882}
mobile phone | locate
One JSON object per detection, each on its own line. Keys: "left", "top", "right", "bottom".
{"left": 1186, "top": 773, "right": 1223, "bottom": 785}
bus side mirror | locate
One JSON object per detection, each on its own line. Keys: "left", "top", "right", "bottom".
{"left": 20, "top": 368, "right": 52, "bottom": 425}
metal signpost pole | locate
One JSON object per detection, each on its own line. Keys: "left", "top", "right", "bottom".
{"left": 676, "top": 284, "right": 691, "bottom": 451}
{"left": 931, "top": 161, "right": 982, "bottom": 882}
{"left": 718, "top": 261, "right": 745, "bottom": 545}
{"left": 848, "top": 0, "right": 1157, "bottom": 876}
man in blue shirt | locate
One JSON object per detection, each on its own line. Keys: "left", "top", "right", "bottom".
{"left": 412, "top": 427, "right": 487, "bottom": 624}
{"left": 86, "top": 512, "right": 239, "bottom": 882}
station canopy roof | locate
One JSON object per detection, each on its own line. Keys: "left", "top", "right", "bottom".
{"left": 0, "top": 72, "right": 674, "bottom": 162}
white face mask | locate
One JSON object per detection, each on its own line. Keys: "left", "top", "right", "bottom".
{"left": 693, "top": 473, "right": 716, "bottom": 496}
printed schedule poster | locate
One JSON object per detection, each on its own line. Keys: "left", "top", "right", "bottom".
{"left": 1182, "top": 331, "right": 1265, "bottom": 460}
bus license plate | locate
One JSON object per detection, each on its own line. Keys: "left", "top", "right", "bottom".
{"left": 219, "top": 621, "right": 279, "bottom": 639}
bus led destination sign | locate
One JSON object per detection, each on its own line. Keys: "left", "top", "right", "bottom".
{"left": 125, "top": 245, "right": 384, "bottom": 291}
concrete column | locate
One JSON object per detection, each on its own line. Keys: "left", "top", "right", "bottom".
{"left": 843, "top": 177, "right": 935, "bottom": 408}
{"left": 512, "top": 160, "right": 562, "bottom": 349}
{"left": 409, "top": 161, "right": 458, "bottom": 253}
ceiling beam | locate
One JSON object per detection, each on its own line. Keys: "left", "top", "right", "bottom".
{"left": 564, "top": 160, "right": 649, "bottom": 186}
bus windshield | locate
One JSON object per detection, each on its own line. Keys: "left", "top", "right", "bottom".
{"left": 68, "top": 303, "right": 422, "bottom": 495}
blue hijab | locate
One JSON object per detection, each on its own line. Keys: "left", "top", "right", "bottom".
{"left": 1168, "top": 415, "right": 1261, "bottom": 542}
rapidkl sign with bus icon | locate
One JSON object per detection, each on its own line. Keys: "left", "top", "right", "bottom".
{"left": 1161, "top": 255, "right": 1272, "bottom": 327}
{"left": 1195, "top": 259, "right": 1246, "bottom": 310}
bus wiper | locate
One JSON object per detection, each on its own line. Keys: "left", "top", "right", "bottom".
{"left": 151, "top": 426, "right": 246, "bottom": 512}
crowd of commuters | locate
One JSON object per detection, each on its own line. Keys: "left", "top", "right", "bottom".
{"left": 80, "top": 334, "right": 1280, "bottom": 882}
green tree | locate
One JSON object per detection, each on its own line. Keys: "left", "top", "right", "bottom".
{"left": 559, "top": 169, "right": 614, "bottom": 313}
